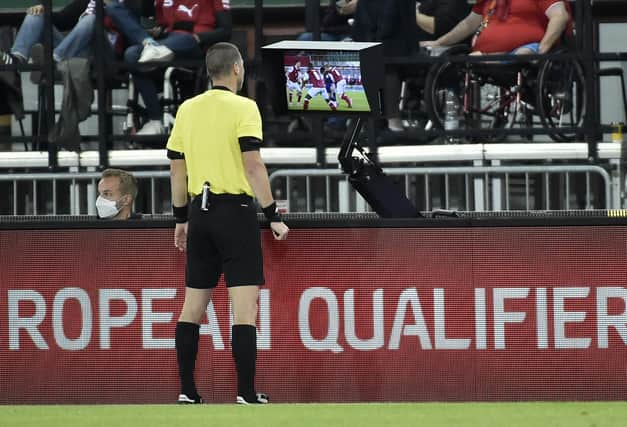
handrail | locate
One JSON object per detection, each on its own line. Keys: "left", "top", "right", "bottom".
{"left": 0, "top": 143, "right": 621, "bottom": 169}
{"left": 269, "top": 164, "right": 613, "bottom": 210}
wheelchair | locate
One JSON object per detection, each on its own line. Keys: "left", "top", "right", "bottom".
{"left": 422, "top": 44, "right": 586, "bottom": 142}
{"left": 124, "top": 63, "right": 208, "bottom": 136}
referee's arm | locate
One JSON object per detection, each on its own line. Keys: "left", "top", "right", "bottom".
{"left": 242, "top": 151, "right": 274, "bottom": 207}
{"left": 170, "top": 159, "right": 188, "bottom": 208}
{"left": 242, "top": 151, "right": 289, "bottom": 240}
{"left": 170, "top": 158, "right": 189, "bottom": 251}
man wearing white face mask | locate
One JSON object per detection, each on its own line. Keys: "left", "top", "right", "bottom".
{"left": 96, "top": 168, "right": 139, "bottom": 220}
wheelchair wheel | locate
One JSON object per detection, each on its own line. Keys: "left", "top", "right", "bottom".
{"left": 425, "top": 48, "right": 530, "bottom": 142}
{"left": 424, "top": 46, "right": 470, "bottom": 133}
{"left": 536, "top": 57, "right": 586, "bottom": 142}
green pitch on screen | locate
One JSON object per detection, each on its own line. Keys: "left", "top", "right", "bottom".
{"left": 288, "top": 91, "right": 369, "bottom": 112}
{"left": 1, "top": 402, "right": 626, "bottom": 427}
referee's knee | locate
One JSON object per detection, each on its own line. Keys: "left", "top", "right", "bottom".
{"left": 232, "top": 301, "right": 258, "bottom": 325}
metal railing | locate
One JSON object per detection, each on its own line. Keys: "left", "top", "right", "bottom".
{"left": 269, "top": 164, "right": 613, "bottom": 213}
{"left": 0, "top": 170, "right": 171, "bottom": 216}
{"left": 0, "top": 163, "right": 616, "bottom": 216}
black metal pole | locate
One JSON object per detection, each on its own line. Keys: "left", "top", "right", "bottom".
{"left": 254, "top": 0, "right": 263, "bottom": 60}
{"left": 253, "top": 0, "right": 266, "bottom": 113}
{"left": 305, "top": 0, "right": 321, "bottom": 40}
{"left": 95, "top": 0, "right": 109, "bottom": 169}
{"left": 575, "top": 0, "right": 583, "bottom": 52}
{"left": 43, "top": 0, "right": 57, "bottom": 169}
{"left": 305, "top": 0, "right": 323, "bottom": 165}
{"left": 581, "top": 0, "right": 597, "bottom": 160}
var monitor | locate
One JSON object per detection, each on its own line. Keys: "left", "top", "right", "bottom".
{"left": 262, "top": 41, "right": 384, "bottom": 117}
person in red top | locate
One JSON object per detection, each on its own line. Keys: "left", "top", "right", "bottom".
{"left": 323, "top": 64, "right": 352, "bottom": 108}
{"left": 285, "top": 60, "right": 303, "bottom": 104}
{"left": 422, "top": 0, "right": 571, "bottom": 56}
{"left": 302, "top": 63, "right": 337, "bottom": 111}
{"left": 106, "top": 0, "right": 232, "bottom": 134}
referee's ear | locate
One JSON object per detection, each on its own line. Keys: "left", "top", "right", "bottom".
{"left": 233, "top": 61, "right": 242, "bottom": 76}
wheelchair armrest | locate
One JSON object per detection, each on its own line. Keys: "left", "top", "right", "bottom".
{"left": 433, "top": 44, "right": 471, "bottom": 57}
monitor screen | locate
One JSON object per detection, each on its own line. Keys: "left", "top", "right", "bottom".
{"left": 283, "top": 50, "right": 370, "bottom": 113}
{"left": 263, "top": 41, "right": 384, "bottom": 117}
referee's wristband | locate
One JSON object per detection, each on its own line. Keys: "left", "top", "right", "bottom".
{"left": 262, "top": 201, "right": 282, "bottom": 222}
{"left": 172, "top": 204, "right": 188, "bottom": 223}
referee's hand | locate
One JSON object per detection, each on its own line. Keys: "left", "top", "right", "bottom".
{"left": 270, "top": 221, "right": 289, "bottom": 240}
{"left": 174, "top": 222, "right": 188, "bottom": 252}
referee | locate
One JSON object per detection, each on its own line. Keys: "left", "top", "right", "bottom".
{"left": 167, "top": 42, "right": 289, "bottom": 405}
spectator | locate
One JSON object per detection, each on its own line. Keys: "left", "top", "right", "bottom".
{"left": 416, "top": 1, "right": 471, "bottom": 41}
{"left": 421, "top": 0, "right": 571, "bottom": 56}
{"left": 106, "top": 0, "right": 232, "bottom": 135}
{"left": 297, "top": 0, "right": 358, "bottom": 42}
{"left": 352, "top": 0, "right": 469, "bottom": 131}
{"left": 0, "top": 0, "right": 96, "bottom": 74}
{"left": 96, "top": 168, "right": 140, "bottom": 220}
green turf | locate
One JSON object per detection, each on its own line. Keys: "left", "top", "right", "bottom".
{"left": 1, "top": 402, "right": 626, "bottom": 427}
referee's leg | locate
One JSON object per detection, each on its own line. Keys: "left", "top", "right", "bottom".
{"left": 175, "top": 287, "right": 213, "bottom": 402}
{"left": 228, "top": 285, "right": 261, "bottom": 402}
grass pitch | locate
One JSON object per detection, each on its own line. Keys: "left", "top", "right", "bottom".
{"left": 1, "top": 402, "right": 625, "bottom": 427}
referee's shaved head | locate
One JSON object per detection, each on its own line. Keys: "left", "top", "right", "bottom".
{"left": 206, "top": 42, "right": 243, "bottom": 80}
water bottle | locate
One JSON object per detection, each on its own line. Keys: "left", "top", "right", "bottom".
{"left": 444, "top": 88, "right": 460, "bottom": 144}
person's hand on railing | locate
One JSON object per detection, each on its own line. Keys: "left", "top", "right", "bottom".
{"left": 26, "top": 4, "right": 44, "bottom": 15}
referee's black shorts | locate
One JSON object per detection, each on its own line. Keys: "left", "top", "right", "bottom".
{"left": 186, "top": 194, "right": 264, "bottom": 288}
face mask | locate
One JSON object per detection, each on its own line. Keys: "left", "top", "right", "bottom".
{"left": 96, "top": 196, "right": 122, "bottom": 219}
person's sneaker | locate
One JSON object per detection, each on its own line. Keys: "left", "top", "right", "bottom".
{"left": 0, "top": 51, "right": 22, "bottom": 87}
{"left": 136, "top": 120, "right": 165, "bottom": 135}
{"left": 0, "top": 50, "right": 17, "bottom": 66}
{"left": 236, "top": 392, "right": 269, "bottom": 405}
{"left": 177, "top": 393, "right": 203, "bottom": 404}
{"left": 138, "top": 44, "right": 174, "bottom": 63}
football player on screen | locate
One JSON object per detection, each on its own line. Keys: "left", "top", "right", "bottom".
{"left": 285, "top": 60, "right": 304, "bottom": 105}
{"left": 323, "top": 67, "right": 338, "bottom": 109}
{"left": 323, "top": 63, "right": 352, "bottom": 108}
{"left": 302, "top": 62, "right": 337, "bottom": 111}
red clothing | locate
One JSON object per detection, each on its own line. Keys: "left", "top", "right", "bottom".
{"left": 328, "top": 67, "right": 344, "bottom": 83}
{"left": 471, "top": 0, "right": 570, "bottom": 53}
{"left": 306, "top": 70, "right": 325, "bottom": 88}
{"left": 286, "top": 66, "right": 301, "bottom": 83}
{"left": 155, "top": 0, "right": 229, "bottom": 34}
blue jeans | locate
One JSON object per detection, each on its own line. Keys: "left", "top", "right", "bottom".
{"left": 105, "top": 1, "right": 150, "bottom": 46}
{"left": 297, "top": 32, "right": 346, "bottom": 42}
{"left": 125, "top": 33, "right": 203, "bottom": 120}
{"left": 107, "top": 1, "right": 202, "bottom": 120}
{"left": 11, "top": 13, "right": 95, "bottom": 62}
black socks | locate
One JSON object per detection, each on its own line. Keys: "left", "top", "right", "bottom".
{"left": 231, "top": 324, "right": 257, "bottom": 399}
{"left": 175, "top": 321, "right": 200, "bottom": 397}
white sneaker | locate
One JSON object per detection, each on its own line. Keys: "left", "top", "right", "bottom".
{"left": 136, "top": 120, "right": 165, "bottom": 135}
{"left": 236, "top": 392, "right": 269, "bottom": 405}
{"left": 138, "top": 44, "right": 174, "bottom": 63}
